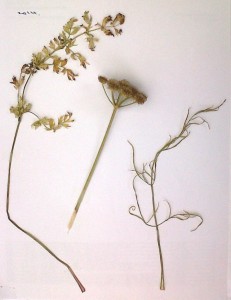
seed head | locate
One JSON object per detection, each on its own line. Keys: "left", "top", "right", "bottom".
{"left": 98, "top": 76, "right": 108, "bottom": 84}
{"left": 98, "top": 75, "right": 147, "bottom": 104}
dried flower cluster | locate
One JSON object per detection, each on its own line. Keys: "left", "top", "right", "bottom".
{"left": 68, "top": 75, "right": 147, "bottom": 230}
{"left": 98, "top": 75, "right": 147, "bottom": 107}
{"left": 129, "top": 100, "right": 226, "bottom": 290}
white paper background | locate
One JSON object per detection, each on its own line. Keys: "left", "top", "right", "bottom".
{"left": 0, "top": 1, "right": 230, "bottom": 299}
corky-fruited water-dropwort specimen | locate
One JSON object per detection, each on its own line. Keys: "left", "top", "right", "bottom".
{"left": 68, "top": 75, "right": 147, "bottom": 230}
{"left": 7, "top": 12, "right": 125, "bottom": 293}
{"left": 128, "top": 100, "right": 225, "bottom": 290}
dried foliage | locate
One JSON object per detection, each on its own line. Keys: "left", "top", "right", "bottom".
{"left": 10, "top": 97, "right": 32, "bottom": 118}
{"left": 128, "top": 100, "right": 226, "bottom": 290}
{"left": 10, "top": 12, "right": 125, "bottom": 129}
{"left": 30, "top": 12, "right": 124, "bottom": 78}
{"left": 32, "top": 112, "right": 74, "bottom": 132}
{"left": 7, "top": 11, "right": 125, "bottom": 293}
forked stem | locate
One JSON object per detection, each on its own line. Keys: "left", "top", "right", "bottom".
{"left": 151, "top": 184, "right": 165, "bottom": 290}
{"left": 129, "top": 100, "right": 225, "bottom": 290}
{"left": 68, "top": 105, "right": 118, "bottom": 230}
{"left": 7, "top": 118, "right": 85, "bottom": 293}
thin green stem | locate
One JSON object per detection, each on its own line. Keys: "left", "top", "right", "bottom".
{"left": 118, "top": 96, "right": 130, "bottom": 107}
{"left": 26, "top": 111, "right": 41, "bottom": 119}
{"left": 73, "top": 27, "right": 100, "bottom": 40}
{"left": 150, "top": 181, "right": 165, "bottom": 290}
{"left": 17, "top": 71, "right": 23, "bottom": 101}
{"left": 102, "top": 84, "right": 113, "bottom": 104}
{"left": 26, "top": 111, "right": 50, "bottom": 131}
{"left": 68, "top": 105, "right": 118, "bottom": 230}
{"left": 22, "top": 74, "right": 32, "bottom": 99}
{"left": 6, "top": 118, "right": 85, "bottom": 293}
{"left": 72, "top": 24, "right": 120, "bottom": 42}
{"left": 120, "top": 101, "right": 136, "bottom": 108}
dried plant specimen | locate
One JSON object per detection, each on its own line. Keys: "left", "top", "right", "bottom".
{"left": 128, "top": 100, "right": 225, "bottom": 290}
{"left": 68, "top": 75, "right": 147, "bottom": 230}
{"left": 7, "top": 12, "right": 125, "bottom": 292}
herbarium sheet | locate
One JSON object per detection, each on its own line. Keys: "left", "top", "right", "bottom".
{"left": 0, "top": 1, "right": 230, "bottom": 300}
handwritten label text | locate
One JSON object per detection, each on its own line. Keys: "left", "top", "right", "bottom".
{"left": 18, "top": 11, "right": 39, "bottom": 16}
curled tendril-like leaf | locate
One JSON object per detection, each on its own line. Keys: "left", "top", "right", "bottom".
{"left": 170, "top": 211, "right": 203, "bottom": 232}
{"left": 153, "top": 200, "right": 203, "bottom": 231}
{"left": 129, "top": 199, "right": 203, "bottom": 231}
{"left": 128, "top": 101, "right": 225, "bottom": 291}
{"left": 129, "top": 206, "right": 143, "bottom": 221}
{"left": 129, "top": 100, "right": 225, "bottom": 234}
{"left": 128, "top": 205, "right": 155, "bottom": 228}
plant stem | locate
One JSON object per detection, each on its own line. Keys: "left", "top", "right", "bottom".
{"left": 6, "top": 117, "right": 85, "bottom": 293}
{"left": 22, "top": 74, "right": 32, "bottom": 99}
{"left": 68, "top": 105, "right": 118, "bottom": 230}
{"left": 150, "top": 183, "right": 165, "bottom": 290}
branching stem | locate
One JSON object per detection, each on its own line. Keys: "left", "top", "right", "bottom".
{"left": 22, "top": 74, "right": 32, "bottom": 99}
{"left": 129, "top": 100, "right": 225, "bottom": 290}
{"left": 6, "top": 118, "right": 85, "bottom": 292}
